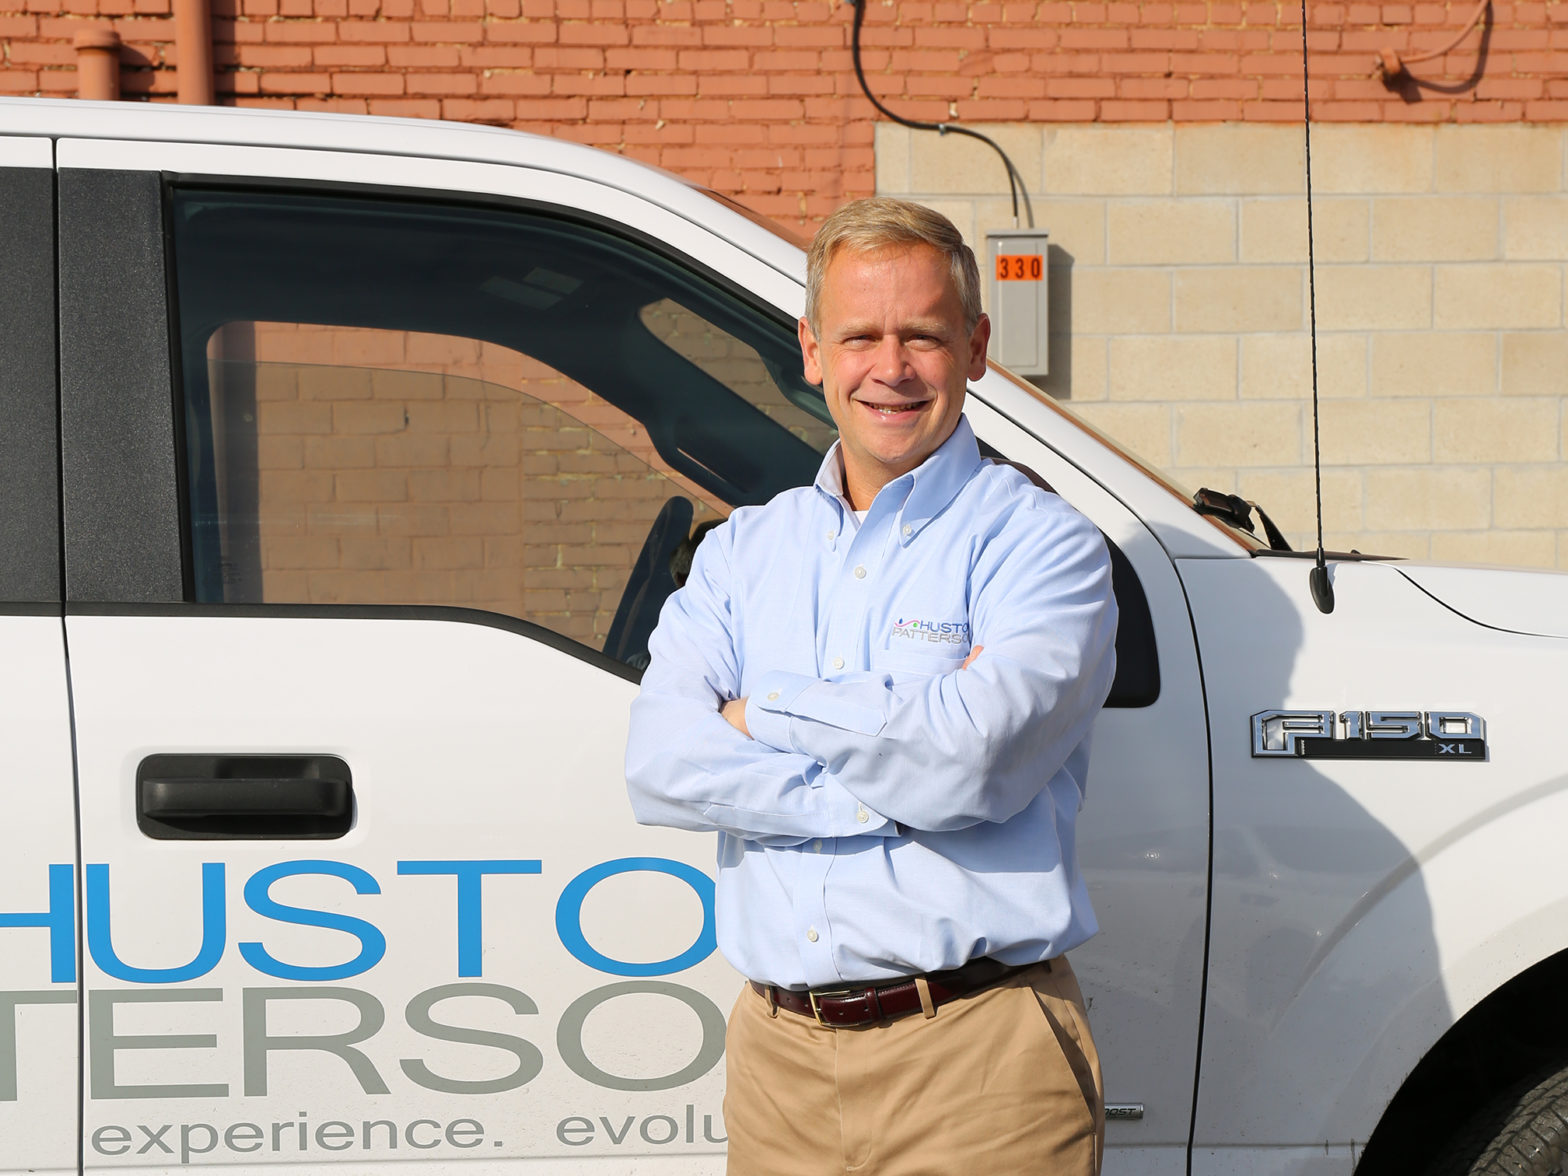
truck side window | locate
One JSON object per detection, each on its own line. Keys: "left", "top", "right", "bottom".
{"left": 169, "top": 185, "right": 1156, "bottom": 700}
{"left": 170, "top": 188, "right": 834, "bottom": 667}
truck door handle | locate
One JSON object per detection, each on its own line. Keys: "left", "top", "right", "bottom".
{"left": 136, "top": 754, "right": 353, "bottom": 840}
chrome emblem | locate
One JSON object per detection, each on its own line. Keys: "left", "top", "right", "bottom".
{"left": 1251, "top": 710, "right": 1487, "bottom": 760}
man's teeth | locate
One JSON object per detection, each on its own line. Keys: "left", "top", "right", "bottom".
{"left": 866, "top": 403, "right": 922, "bottom": 414}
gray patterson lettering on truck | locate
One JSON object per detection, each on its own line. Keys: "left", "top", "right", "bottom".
{"left": 2, "top": 982, "right": 725, "bottom": 1101}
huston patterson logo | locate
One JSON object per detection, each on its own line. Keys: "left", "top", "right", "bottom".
{"left": 892, "top": 617, "right": 971, "bottom": 646}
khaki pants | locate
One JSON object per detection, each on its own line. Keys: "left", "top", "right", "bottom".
{"left": 723, "top": 958, "right": 1103, "bottom": 1176}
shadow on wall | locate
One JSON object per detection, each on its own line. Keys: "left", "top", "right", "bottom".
{"left": 1026, "top": 243, "right": 1074, "bottom": 401}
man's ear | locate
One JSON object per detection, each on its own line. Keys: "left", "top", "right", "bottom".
{"left": 966, "top": 313, "right": 992, "bottom": 381}
{"left": 799, "top": 316, "right": 824, "bottom": 386}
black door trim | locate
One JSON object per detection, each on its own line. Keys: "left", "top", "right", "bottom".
{"left": 0, "top": 165, "right": 63, "bottom": 603}
{"left": 58, "top": 168, "right": 185, "bottom": 604}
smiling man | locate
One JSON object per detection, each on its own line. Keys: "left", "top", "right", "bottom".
{"left": 626, "top": 198, "right": 1118, "bottom": 1175}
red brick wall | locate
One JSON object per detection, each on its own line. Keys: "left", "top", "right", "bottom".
{"left": 223, "top": 322, "right": 730, "bottom": 647}
{"left": 3, "top": 1, "right": 1565, "bottom": 227}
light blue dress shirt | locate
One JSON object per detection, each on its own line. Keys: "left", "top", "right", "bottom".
{"left": 625, "top": 416, "right": 1118, "bottom": 989}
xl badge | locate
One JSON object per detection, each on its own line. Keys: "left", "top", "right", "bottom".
{"left": 1251, "top": 710, "right": 1488, "bottom": 760}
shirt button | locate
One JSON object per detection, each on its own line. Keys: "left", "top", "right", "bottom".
{"left": 902, "top": 524, "right": 913, "bottom": 537}
{"left": 857, "top": 807, "right": 869, "bottom": 823}
{"left": 813, "top": 839, "right": 822, "bottom": 852}
{"left": 831, "top": 656, "right": 844, "bottom": 669}
{"left": 853, "top": 565, "right": 867, "bottom": 579}
{"left": 767, "top": 691, "right": 780, "bottom": 701}
{"left": 806, "top": 928, "right": 819, "bottom": 943}
{"left": 826, "top": 531, "right": 836, "bottom": 541}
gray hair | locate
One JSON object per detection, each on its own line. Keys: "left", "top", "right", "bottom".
{"left": 804, "top": 197, "right": 983, "bottom": 335}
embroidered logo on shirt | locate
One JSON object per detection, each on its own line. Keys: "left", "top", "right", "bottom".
{"left": 892, "top": 618, "right": 970, "bottom": 646}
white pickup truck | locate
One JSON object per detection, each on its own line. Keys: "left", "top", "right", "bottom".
{"left": 1, "top": 97, "right": 1564, "bottom": 1176}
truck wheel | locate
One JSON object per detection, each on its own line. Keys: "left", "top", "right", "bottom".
{"left": 1432, "top": 1064, "right": 1568, "bottom": 1176}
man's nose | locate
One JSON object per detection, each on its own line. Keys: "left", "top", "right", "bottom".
{"left": 873, "top": 335, "right": 912, "bottom": 382}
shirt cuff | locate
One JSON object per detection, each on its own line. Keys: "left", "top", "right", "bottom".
{"left": 747, "top": 669, "right": 889, "bottom": 758}
{"left": 826, "top": 781, "right": 894, "bottom": 837}
{"left": 745, "top": 671, "right": 816, "bottom": 754}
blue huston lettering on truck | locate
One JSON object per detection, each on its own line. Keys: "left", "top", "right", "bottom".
{"left": 555, "top": 858, "right": 717, "bottom": 977}
{"left": 0, "top": 856, "right": 716, "bottom": 983}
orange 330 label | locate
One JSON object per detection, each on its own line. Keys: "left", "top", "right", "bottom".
{"left": 995, "top": 254, "right": 1044, "bottom": 281}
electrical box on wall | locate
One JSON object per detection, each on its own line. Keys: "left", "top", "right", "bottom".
{"left": 984, "top": 229, "right": 1049, "bottom": 378}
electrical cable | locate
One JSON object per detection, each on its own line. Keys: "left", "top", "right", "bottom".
{"left": 1375, "top": 0, "right": 1490, "bottom": 81}
{"left": 1300, "top": 0, "right": 1334, "bottom": 614}
{"left": 847, "top": 0, "right": 1035, "bottom": 228}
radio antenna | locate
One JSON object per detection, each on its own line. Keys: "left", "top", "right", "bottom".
{"left": 1300, "top": 0, "right": 1335, "bottom": 614}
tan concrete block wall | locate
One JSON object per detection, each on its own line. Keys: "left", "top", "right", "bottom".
{"left": 881, "top": 122, "right": 1568, "bottom": 569}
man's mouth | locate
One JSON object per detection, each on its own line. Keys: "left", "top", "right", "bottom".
{"left": 859, "top": 399, "right": 930, "bottom": 416}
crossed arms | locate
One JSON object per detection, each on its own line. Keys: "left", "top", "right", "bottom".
{"left": 624, "top": 496, "right": 1117, "bottom": 843}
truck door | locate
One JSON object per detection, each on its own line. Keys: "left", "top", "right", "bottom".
{"left": 958, "top": 387, "right": 1211, "bottom": 1176}
{"left": 0, "top": 138, "right": 80, "bottom": 1176}
{"left": 56, "top": 140, "right": 828, "bottom": 1172}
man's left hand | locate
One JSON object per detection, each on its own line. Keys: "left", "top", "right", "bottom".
{"left": 721, "top": 697, "right": 750, "bottom": 737}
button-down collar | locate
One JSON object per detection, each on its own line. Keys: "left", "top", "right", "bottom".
{"left": 811, "top": 415, "right": 985, "bottom": 547}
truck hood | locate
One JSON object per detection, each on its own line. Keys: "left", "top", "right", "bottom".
{"left": 1396, "top": 563, "right": 1568, "bottom": 638}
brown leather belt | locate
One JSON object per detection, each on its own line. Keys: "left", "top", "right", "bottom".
{"left": 750, "top": 956, "right": 1043, "bottom": 1028}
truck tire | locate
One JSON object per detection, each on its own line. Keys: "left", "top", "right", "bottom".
{"left": 1432, "top": 1064, "right": 1568, "bottom": 1176}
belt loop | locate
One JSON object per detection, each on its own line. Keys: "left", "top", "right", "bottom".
{"left": 767, "top": 986, "right": 779, "bottom": 1018}
{"left": 915, "top": 976, "right": 936, "bottom": 1019}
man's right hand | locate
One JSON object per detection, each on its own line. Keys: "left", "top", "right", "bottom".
{"left": 720, "top": 649, "right": 978, "bottom": 744}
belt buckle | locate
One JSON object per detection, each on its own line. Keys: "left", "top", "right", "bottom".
{"left": 807, "top": 987, "right": 854, "bottom": 1026}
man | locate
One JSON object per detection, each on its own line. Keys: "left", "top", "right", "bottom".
{"left": 625, "top": 197, "right": 1118, "bottom": 1175}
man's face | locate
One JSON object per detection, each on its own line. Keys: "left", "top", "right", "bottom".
{"left": 799, "top": 243, "right": 990, "bottom": 507}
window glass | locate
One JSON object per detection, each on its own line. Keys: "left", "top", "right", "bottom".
{"left": 639, "top": 300, "right": 838, "bottom": 452}
{"left": 173, "top": 189, "right": 835, "bottom": 668}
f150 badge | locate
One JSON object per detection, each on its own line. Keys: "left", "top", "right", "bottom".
{"left": 1251, "top": 711, "right": 1488, "bottom": 760}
